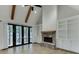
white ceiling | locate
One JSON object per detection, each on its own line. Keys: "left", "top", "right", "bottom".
{"left": 0, "top": 5, "right": 42, "bottom": 26}
{"left": 67, "top": 5, "right": 79, "bottom": 11}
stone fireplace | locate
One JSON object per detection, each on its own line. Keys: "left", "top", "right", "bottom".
{"left": 41, "top": 31, "right": 56, "bottom": 48}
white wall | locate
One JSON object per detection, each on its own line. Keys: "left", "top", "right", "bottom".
{"left": 32, "top": 25, "right": 38, "bottom": 42}
{"left": 0, "top": 22, "right": 4, "bottom": 49}
{"left": 32, "top": 24, "right": 42, "bottom": 43}
{"left": 57, "top": 5, "right": 79, "bottom": 53}
{"left": 42, "top": 5, "right": 57, "bottom": 31}
{"left": 0, "top": 22, "right": 8, "bottom": 50}
{"left": 37, "top": 24, "right": 42, "bottom": 43}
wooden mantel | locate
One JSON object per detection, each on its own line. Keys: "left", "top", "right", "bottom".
{"left": 41, "top": 31, "right": 56, "bottom": 34}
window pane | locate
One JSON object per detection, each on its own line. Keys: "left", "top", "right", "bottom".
{"left": 16, "top": 26, "right": 22, "bottom": 45}
{"left": 30, "top": 28, "right": 32, "bottom": 42}
{"left": 24, "top": 27, "right": 28, "bottom": 43}
{"left": 7, "top": 25, "right": 13, "bottom": 46}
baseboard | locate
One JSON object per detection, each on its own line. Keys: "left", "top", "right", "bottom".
{"left": 0, "top": 48, "right": 8, "bottom": 51}
{"left": 1, "top": 43, "right": 33, "bottom": 50}
{"left": 55, "top": 47, "right": 79, "bottom": 54}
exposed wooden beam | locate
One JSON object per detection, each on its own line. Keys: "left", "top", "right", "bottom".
{"left": 25, "top": 6, "right": 32, "bottom": 23}
{"left": 11, "top": 5, "right": 16, "bottom": 20}
{"left": 34, "top": 5, "right": 42, "bottom": 8}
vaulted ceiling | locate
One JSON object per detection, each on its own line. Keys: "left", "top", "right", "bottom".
{"left": 0, "top": 5, "right": 42, "bottom": 26}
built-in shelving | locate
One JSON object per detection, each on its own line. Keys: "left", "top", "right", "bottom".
{"left": 57, "top": 15, "right": 79, "bottom": 53}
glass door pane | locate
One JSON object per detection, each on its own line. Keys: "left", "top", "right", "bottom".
{"left": 30, "top": 28, "right": 32, "bottom": 42}
{"left": 16, "top": 26, "right": 22, "bottom": 45}
{"left": 24, "top": 27, "right": 28, "bottom": 43}
{"left": 7, "top": 25, "right": 13, "bottom": 46}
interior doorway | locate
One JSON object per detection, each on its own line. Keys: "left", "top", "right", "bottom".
{"left": 7, "top": 24, "right": 32, "bottom": 47}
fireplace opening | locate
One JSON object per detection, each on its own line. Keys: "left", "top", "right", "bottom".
{"left": 44, "top": 37, "right": 53, "bottom": 43}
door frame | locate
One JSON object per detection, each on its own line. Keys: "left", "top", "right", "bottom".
{"left": 8, "top": 23, "right": 32, "bottom": 48}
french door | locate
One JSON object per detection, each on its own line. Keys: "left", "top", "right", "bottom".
{"left": 7, "top": 25, "right": 13, "bottom": 47}
{"left": 16, "top": 26, "right": 22, "bottom": 45}
{"left": 23, "top": 27, "right": 28, "bottom": 44}
{"left": 7, "top": 24, "right": 32, "bottom": 47}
